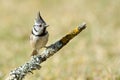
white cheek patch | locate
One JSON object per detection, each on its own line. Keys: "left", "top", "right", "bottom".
{"left": 33, "top": 28, "right": 39, "bottom": 35}
{"left": 34, "top": 26, "right": 40, "bottom": 31}
{"left": 32, "top": 26, "right": 43, "bottom": 35}
{"left": 33, "top": 27, "right": 40, "bottom": 35}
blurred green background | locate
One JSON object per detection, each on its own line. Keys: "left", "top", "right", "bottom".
{"left": 0, "top": 0, "right": 120, "bottom": 80}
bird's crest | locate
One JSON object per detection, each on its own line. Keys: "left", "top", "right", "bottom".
{"left": 34, "top": 11, "right": 47, "bottom": 26}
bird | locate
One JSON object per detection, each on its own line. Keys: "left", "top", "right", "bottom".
{"left": 30, "top": 12, "right": 49, "bottom": 56}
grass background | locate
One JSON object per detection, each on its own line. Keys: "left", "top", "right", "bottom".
{"left": 0, "top": 0, "right": 120, "bottom": 80}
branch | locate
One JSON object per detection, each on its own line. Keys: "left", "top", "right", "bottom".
{"left": 6, "top": 23, "right": 87, "bottom": 80}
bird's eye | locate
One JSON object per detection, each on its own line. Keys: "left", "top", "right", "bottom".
{"left": 39, "top": 25, "right": 42, "bottom": 27}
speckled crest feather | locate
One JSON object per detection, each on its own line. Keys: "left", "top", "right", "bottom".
{"left": 35, "top": 11, "right": 46, "bottom": 25}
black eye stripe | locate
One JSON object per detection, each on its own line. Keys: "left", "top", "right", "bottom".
{"left": 33, "top": 24, "right": 42, "bottom": 27}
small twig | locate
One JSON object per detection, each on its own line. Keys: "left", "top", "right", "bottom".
{"left": 6, "top": 23, "right": 86, "bottom": 80}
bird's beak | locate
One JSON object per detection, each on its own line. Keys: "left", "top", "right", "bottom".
{"left": 45, "top": 24, "right": 49, "bottom": 27}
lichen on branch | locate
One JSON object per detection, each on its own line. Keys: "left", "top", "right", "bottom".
{"left": 6, "top": 23, "right": 86, "bottom": 80}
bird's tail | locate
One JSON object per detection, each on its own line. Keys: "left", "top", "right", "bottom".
{"left": 31, "top": 49, "right": 38, "bottom": 56}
